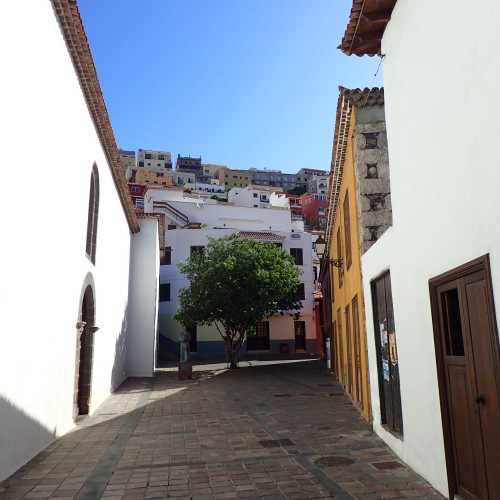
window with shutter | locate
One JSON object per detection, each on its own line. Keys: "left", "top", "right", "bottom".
{"left": 160, "top": 247, "right": 172, "bottom": 265}
{"left": 290, "top": 248, "right": 303, "bottom": 265}
{"left": 159, "top": 283, "right": 171, "bottom": 302}
{"left": 343, "top": 192, "right": 352, "bottom": 269}
{"left": 337, "top": 227, "right": 343, "bottom": 288}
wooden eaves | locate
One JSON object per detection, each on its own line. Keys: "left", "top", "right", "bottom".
{"left": 51, "top": 0, "right": 140, "bottom": 233}
{"left": 339, "top": 0, "right": 397, "bottom": 56}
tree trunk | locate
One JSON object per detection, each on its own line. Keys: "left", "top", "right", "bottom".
{"left": 224, "top": 337, "right": 240, "bottom": 369}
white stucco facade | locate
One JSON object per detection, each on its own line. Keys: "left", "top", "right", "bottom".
{"left": 146, "top": 190, "right": 317, "bottom": 361}
{"left": 0, "top": 2, "right": 159, "bottom": 481}
{"left": 227, "top": 186, "right": 285, "bottom": 209}
{"left": 126, "top": 219, "right": 160, "bottom": 377}
{"left": 145, "top": 189, "right": 295, "bottom": 232}
{"left": 358, "top": 0, "right": 500, "bottom": 495}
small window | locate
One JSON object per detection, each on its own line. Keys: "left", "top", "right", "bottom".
{"left": 343, "top": 193, "right": 352, "bottom": 269}
{"left": 247, "top": 321, "right": 270, "bottom": 351}
{"left": 337, "top": 227, "right": 343, "bottom": 288}
{"left": 253, "top": 193, "right": 258, "bottom": 198}
{"left": 167, "top": 224, "right": 176, "bottom": 230}
{"left": 131, "top": 186, "right": 141, "bottom": 194}
{"left": 366, "top": 163, "right": 378, "bottom": 179}
{"left": 190, "top": 245, "right": 205, "bottom": 256}
{"left": 86, "top": 164, "right": 99, "bottom": 264}
{"left": 296, "top": 283, "right": 305, "bottom": 301}
{"left": 363, "top": 132, "right": 378, "bottom": 149}
{"left": 159, "top": 283, "right": 170, "bottom": 302}
{"left": 441, "top": 288, "right": 465, "bottom": 356}
{"left": 290, "top": 248, "right": 303, "bottom": 266}
{"left": 161, "top": 247, "right": 172, "bottom": 265}
{"left": 138, "top": 161, "right": 144, "bottom": 167}
{"left": 145, "top": 153, "right": 152, "bottom": 159}
{"left": 158, "top": 154, "right": 165, "bottom": 160}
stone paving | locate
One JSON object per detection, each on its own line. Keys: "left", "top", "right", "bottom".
{"left": 0, "top": 361, "right": 442, "bottom": 500}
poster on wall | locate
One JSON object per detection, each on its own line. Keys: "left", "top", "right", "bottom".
{"left": 380, "top": 322, "right": 387, "bottom": 348}
{"left": 388, "top": 332, "right": 398, "bottom": 365}
{"left": 383, "top": 358, "right": 390, "bottom": 381}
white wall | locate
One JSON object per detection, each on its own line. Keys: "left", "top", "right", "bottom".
{"left": 359, "top": 0, "right": 500, "bottom": 494}
{"left": 127, "top": 219, "right": 160, "bottom": 377}
{"left": 146, "top": 189, "right": 293, "bottom": 232}
{"left": 0, "top": 2, "right": 133, "bottom": 480}
{"left": 159, "top": 227, "right": 315, "bottom": 344}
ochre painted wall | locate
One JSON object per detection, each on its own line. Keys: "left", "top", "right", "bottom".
{"left": 328, "top": 107, "right": 371, "bottom": 421}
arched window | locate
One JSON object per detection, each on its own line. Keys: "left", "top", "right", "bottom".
{"left": 86, "top": 164, "right": 99, "bottom": 264}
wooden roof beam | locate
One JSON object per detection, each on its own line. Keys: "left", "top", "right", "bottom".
{"left": 356, "top": 30, "right": 386, "bottom": 43}
{"left": 362, "top": 10, "right": 392, "bottom": 23}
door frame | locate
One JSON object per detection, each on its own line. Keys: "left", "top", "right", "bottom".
{"left": 73, "top": 274, "right": 96, "bottom": 420}
{"left": 294, "top": 320, "right": 306, "bottom": 351}
{"left": 370, "top": 270, "right": 403, "bottom": 436}
{"left": 429, "top": 253, "right": 500, "bottom": 499}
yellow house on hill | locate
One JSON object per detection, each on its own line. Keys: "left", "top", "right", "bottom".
{"left": 325, "top": 87, "right": 392, "bottom": 421}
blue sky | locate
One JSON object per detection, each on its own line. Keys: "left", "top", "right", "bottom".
{"left": 79, "top": 1, "right": 382, "bottom": 173}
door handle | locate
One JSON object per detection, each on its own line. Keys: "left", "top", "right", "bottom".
{"left": 475, "top": 394, "right": 486, "bottom": 405}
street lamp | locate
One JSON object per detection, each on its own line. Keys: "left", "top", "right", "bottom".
{"left": 314, "top": 235, "right": 326, "bottom": 258}
{"left": 313, "top": 235, "right": 343, "bottom": 269}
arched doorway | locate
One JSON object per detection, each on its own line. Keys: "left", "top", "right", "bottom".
{"left": 76, "top": 285, "right": 95, "bottom": 416}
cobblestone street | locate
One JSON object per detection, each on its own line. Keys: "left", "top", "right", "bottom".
{"left": 0, "top": 362, "right": 442, "bottom": 500}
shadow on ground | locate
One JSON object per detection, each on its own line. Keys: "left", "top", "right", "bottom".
{"left": 0, "top": 362, "right": 442, "bottom": 500}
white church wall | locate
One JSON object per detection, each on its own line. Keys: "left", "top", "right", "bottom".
{"left": 126, "top": 219, "right": 160, "bottom": 377}
{"left": 0, "top": 2, "right": 133, "bottom": 480}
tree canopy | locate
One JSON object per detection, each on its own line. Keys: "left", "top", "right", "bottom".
{"left": 175, "top": 234, "right": 302, "bottom": 366}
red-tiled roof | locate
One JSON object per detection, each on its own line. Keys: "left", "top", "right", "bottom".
{"left": 339, "top": 0, "right": 396, "bottom": 56}
{"left": 238, "top": 231, "right": 285, "bottom": 243}
{"left": 51, "top": 1, "right": 139, "bottom": 232}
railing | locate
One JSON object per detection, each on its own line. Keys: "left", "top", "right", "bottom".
{"left": 152, "top": 201, "right": 190, "bottom": 226}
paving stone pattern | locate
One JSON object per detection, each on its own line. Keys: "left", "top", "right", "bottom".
{"left": 0, "top": 362, "right": 443, "bottom": 499}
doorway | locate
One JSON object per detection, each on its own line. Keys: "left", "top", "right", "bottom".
{"left": 371, "top": 271, "right": 403, "bottom": 435}
{"left": 76, "top": 285, "right": 95, "bottom": 416}
{"left": 294, "top": 321, "right": 306, "bottom": 351}
{"left": 429, "top": 255, "right": 500, "bottom": 500}
{"left": 247, "top": 321, "right": 270, "bottom": 351}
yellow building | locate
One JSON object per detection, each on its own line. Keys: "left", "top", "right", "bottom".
{"left": 202, "top": 163, "right": 228, "bottom": 179}
{"left": 222, "top": 168, "right": 253, "bottom": 189}
{"left": 132, "top": 168, "right": 174, "bottom": 187}
{"left": 325, "top": 87, "right": 390, "bottom": 422}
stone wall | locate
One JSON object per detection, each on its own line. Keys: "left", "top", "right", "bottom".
{"left": 354, "top": 105, "right": 392, "bottom": 254}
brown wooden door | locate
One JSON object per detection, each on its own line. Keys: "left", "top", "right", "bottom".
{"left": 77, "top": 286, "right": 95, "bottom": 416}
{"left": 352, "top": 296, "right": 363, "bottom": 407}
{"left": 430, "top": 257, "right": 500, "bottom": 500}
{"left": 345, "top": 305, "right": 353, "bottom": 394}
{"left": 371, "top": 271, "right": 403, "bottom": 435}
{"left": 294, "top": 321, "right": 306, "bottom": 350}
{"left": 77, "top": 326, "right": 94, "bottom": 415}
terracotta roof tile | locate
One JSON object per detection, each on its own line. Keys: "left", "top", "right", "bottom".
{"left": 51, "top": 0, "right": 139, "bottom": 232}
{"left": 238, "top": 231, "right": 285, "bottom": 243}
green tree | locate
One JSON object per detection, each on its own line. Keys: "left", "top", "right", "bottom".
{"left": 175, "top": 235, "right": 302, "bottom": 368}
